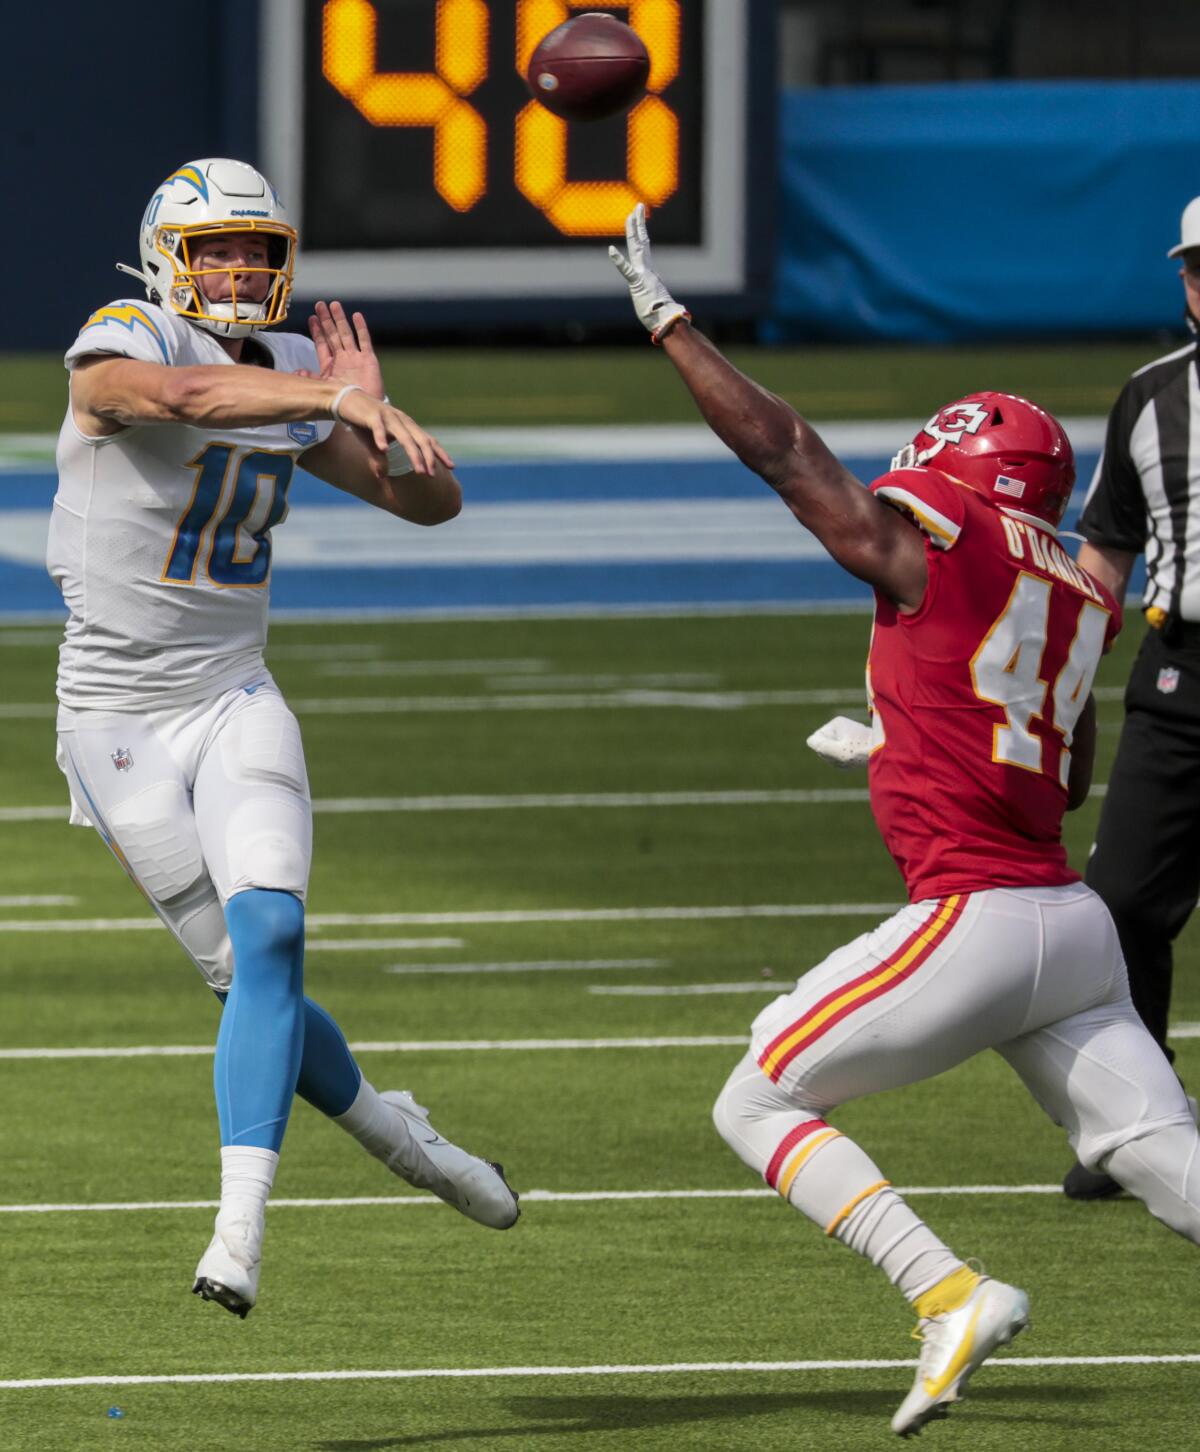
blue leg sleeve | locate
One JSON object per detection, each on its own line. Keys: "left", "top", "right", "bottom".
{"left": 215, "top": 889, "right": 306, "bottom": 1151}
{"left": 295, "top": 996, "right": 363, "bottom": 1118}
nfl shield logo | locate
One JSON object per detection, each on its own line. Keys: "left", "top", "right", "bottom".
{"left": 111, "top": 746, "right": 134, "bottom": 772}
{"left": 1157, "top": 667, "right": 1181, "bottom": 695}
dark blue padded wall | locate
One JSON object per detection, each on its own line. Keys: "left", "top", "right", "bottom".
{"left": 1, "top": 1, "right": 257, "bottom": 350}
{"left": 766, "top": 80, "right": 1200, "bottom": 341}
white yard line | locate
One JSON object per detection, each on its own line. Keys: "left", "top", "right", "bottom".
{"left": 7, "top": 1021, "right": 1196, "bottom": 1059}
{"left": 0, "top": 690, "right": 861, "bottom": 722}
{"left": 0, "top": 788, "right": 872, "bottom": 825}
{"left": 264, "top": 642, "right": 388, "bottom": 661}
{"left": 290, "top": 690, "right": 861, "bottom": 714}
{"left": 306, "top": 937, "right": 464, "bottom": 953}
{"left": 384, "top": 959, "right": 664, "bottom": 976}
{"left": 0, "top": 903, "right": 901, "bottom": 933}
{"left": 2, "top": 1352, "right": 1195, "bottom": 1392}
{"left": 311, "top": 789, "right": 873, "bottom": 814}
{"left": 0, "top": 1037, "right": 748, "bottom": 1061}
{"left": 316, "top": 657, "right": 548, "bottom": 677}
{"left": 589, "top": 983, "right": 785, "bottom": 996}
{"left": 0, "top": 629, "right": 63, "bottom": 646}
{"left": 0, "top": 1185, "right": 1065, "bottom": 1215}
{"left": 0, "top": 683, "right": 1127, "bottom": 725}
{"left": 482, "top": 673, "right": 722, "bottom": 690}
{"left": 0, "top": 782, "right": 1116, "bottom": 824}
{"left": 0, "top": 895, "right": 76, "bottom": 907}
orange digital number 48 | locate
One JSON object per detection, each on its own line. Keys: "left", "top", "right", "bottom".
{"left": 321, "top": 0, "right": 682, "bottom": 233}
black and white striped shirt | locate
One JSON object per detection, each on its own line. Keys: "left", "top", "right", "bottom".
{"left": 1080, "top": 329, "right": 1200, "bottom": 621}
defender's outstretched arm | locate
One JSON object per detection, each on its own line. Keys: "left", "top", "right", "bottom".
{"left": 610, "top": 206, "right": 926, "bottom": 611}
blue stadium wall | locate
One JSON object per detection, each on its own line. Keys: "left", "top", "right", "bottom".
{"left": 2, "top": 3, "right": 258, "bottom": 352}
{"left": 767, "top": 79, "right": 1200, "bottom": 342}
{"left": 3, "top": 1, "right": 1198, "bottom": 349}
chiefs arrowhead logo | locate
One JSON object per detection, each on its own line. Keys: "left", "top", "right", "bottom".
{"left": 921, "top": 401, "right": 991, "bottom": 459}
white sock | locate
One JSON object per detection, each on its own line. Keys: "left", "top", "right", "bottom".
{"left": 333, "top": 1076, "right": 410, "bottom": 1162}
{"left": 838, "top": 1185, "right": 964, "bottom": 1303}
{"left": 218, "top": 1145, "right": 278, "bottom": 1225}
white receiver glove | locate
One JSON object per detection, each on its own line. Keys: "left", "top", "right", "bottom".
{"left": 608, "top": 203, "right": 690, "bottom": 342}
{"left": 806, "top": 716, "right": 873, "bottom": 769}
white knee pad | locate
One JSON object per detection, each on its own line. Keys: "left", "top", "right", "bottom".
{"left": 107, "top": 782, "right": 206, "bottom": 904}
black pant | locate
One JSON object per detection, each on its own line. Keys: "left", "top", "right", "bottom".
{"left": 1086, "top": 626, "right": 1200, "bottom": 1062}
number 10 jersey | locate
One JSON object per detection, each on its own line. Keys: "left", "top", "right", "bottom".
{"left": 48, "top": 300, "right": 333, "bottom": 710}
{"left": 866, "top": 466, "right": 1121, "bottom": 903}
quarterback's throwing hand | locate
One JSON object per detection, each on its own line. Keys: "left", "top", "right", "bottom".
{"left": 331, "top": 387, "right": 453, "bottom": 477}
{"left": 609, "top": 204, "right": 689, "bottom": 342}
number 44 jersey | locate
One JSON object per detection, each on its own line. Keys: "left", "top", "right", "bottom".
{"left": 48, "top": 299, "right": 334, "bottom": 711}
{"left": 865, "top": 466, "right": 1121, "bottom": 903}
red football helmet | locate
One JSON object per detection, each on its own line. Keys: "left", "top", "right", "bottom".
{"left": 891, "top": 392, "right": 1075, "bottom": 527}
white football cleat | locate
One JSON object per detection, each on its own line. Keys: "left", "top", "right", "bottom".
{"left": 380, "top": 1090, "right": 520, "bottom": 1230}
{"left": 192, "top": 1207, "right": 263, "bottom": 1319}
{"left": 891, "top": 1277, "right": 1030, "bottom": 1437}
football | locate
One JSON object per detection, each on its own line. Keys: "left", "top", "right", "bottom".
{"left": 526, "top": 13, "right": 651, "bottom": 122}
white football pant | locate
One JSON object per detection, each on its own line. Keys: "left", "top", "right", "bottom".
{"left": 56, "top": 675, "right": 311, "bottom": 991}
{"left": 716, "top": 884, "right": 1200, "bottom": 1243}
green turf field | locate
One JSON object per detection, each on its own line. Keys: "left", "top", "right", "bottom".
{"left": 0, "top": 338, "right": 1173, "bottom": 432}
{"left": 1, "top": 612, "right": 1197, "bottom": 1450}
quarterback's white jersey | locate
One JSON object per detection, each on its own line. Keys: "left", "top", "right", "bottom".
{"left": 48, "top": 301, "right": 333, "bottom": 710}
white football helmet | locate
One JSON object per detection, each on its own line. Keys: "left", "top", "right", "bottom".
{"left": 119, "top": 159, "right": 297, "bottom": 339}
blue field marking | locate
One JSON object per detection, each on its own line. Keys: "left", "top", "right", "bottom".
{"left": 0, "top": 447, "right": 1120, "bottom": 619}
{"left": 290, "top": 458, "right": 775, "bottom": 507}
{"left": 263, "top": 558, "right": 867, "bottom": 612}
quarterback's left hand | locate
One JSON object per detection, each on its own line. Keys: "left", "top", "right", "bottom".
{"left": 306, "top": 300, "right": 387, "bottom": 400}
{"left": 609, "top": 204, "right": 689, "bottom": 341}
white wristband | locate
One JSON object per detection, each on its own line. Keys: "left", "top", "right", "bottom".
{"left": 329, "top": 384, "right": 366, "bottom": 423}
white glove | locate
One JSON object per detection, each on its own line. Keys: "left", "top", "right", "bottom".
{"left": 608, "top": 203, "right": 689, "bottom": 342}
{"left": 806, "top": 716, "right": 873, "bottom": 769}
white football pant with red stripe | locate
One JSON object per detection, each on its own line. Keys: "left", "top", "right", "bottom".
{"left": 714, "top": 883, "right": 1200, "bottom": 1302}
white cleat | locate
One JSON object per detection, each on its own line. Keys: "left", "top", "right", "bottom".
{"left": 891, "top": 1277, "right": 1030, "bottom": 1437}
{"left": 379, "top": 1090, "right": 520, "bottom": 1230}
{"left": 192, "top": 1207, "right": 263, "bottom": 1319}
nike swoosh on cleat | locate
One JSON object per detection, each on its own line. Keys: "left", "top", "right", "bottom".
{"left": 922, "top": 1301, "right": 985, "bottom": 1398}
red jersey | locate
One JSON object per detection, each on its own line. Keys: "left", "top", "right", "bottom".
{"left": 866, "top": 467, "right": 1121, "bottom": 903}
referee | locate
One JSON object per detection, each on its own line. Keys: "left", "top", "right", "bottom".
{"left": 1064, "top": 195, "right": 1200, "bottom": 1200}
